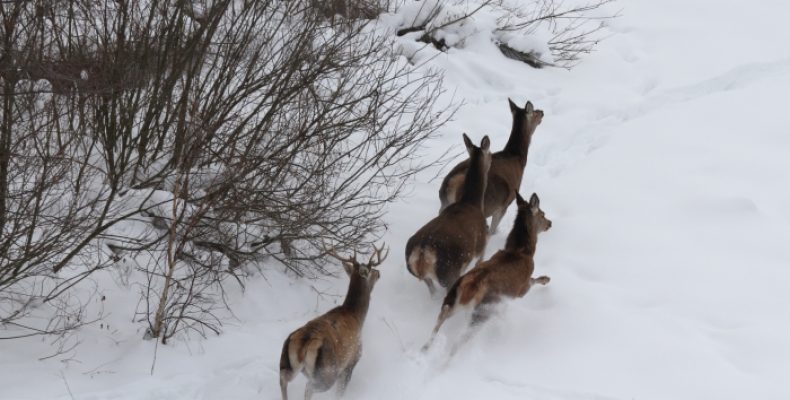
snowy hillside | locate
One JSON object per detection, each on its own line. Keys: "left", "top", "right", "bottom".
{"left": 2, "top": 0, "right": 790, "bottom": 399}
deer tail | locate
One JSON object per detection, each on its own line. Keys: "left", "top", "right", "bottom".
{"left": 457, "top": 272, "right": 488, "bottom": 308}
{"left": 407, "top": 246, "right": 437, "bottom": 281}
{"left": 299, "top": 337, "right": 324, "bottom": 378}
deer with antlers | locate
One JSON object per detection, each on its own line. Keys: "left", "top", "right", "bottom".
{"left": 423, "top": 192, "right": 551, "bottom": 351}
{"left": 279, "top": 244, "right": 388, "bottom": 400}
{"left": 439, "top": 99, "right": 544, "bottom": 234}
{"left": 406, "top": 134, "right": 492, "bottom": 296}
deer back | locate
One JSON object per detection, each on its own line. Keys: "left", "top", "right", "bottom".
{"left": 280, "top": 244, "right": 387, "bottom": 392}
{"left": 284, "top": 309, "right": 362, "bottom": 380}
{"left": 456, "top": 133, "right": 492, "bottom": 208}
{"left": 409, "top": 135, "right": 491, "bottom": 287}
{"left": 439, "top": 99, "right": 543, "bottom": 215}
{"left": 452, "top": 192, "right": 552, "bottom": 304}
{"left": 457, "top": 251, "right": 536, "bottom": 304}
{"left": 407, "top": 203, "right": 488, "bottom": 277}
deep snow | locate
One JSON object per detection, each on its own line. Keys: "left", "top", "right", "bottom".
{"left": 2, "top": 1, "right": 790, "bottom": 399}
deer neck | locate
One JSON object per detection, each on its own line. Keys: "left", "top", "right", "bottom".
{"left": 503, "top": 117, "right": 534, "bottom": 166}
{"left": 341, "top": 275, "right": 372, "bottom": 322}
{"left": 504, "top": 213, "right": 538, "bottom": 256}
{"left": 458, "top": 154, "right": 488, "bottom": 208}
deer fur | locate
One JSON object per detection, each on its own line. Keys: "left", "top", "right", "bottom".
{"left": 279, "top": 245, "right": 387, "bottom": 400}
{"left": 406, "top": 134, "right": 492, "bottom": 296}
{"left": 439, "top": 99, "right": 544, "bottom": 234}
{"left": 424, "top": 192, "right": 551, "bottom": 350}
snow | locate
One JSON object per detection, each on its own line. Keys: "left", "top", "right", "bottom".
{"left": 390, "top": 0, "right": 443, "bottom": 30}
{"left": 3, "top": 0, "right": 790, "bottom": 399}
{"left": 423, "top": 2, "right": 491, "bottom": 48}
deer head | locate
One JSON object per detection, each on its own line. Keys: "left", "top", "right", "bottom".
{"left": 324, "top": 243, "right": 388, "bottom": 291}
{"left": 458, "top": 133, "right": 492, "bottom": 208}
{"left": 463, "top": 133, "right": 491, "bottom": 165}
{"left": 505, "top": 99, "right": 544, "bottom": 162}
{"left": 503, "top": 192, "right": 551, "bottom": 255}
{"left": 509, "top": 98, "right": 544, "bottom": 131}
{"left": 516, "top": 192, "right": 552, "bottom": 232}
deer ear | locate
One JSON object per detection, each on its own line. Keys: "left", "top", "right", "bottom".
{"left": 525, "top": 101, "right": 534, "bottom": 114}
{"left": 529, "top": 192, "right": 540, "bottom": 211}
{"left": 342, "top": 262, "right": 354, "bottom": 277}
{"left": 480, "top": 135, "right": 490, "bottom": 151}
{"left": 515, "top": 192, "right": 526, "bottom": 206}
{"left": 508, "top": 98, "right": 519, "bottom": 114}
{"left": 462, "top": 133, "right": 474, "bottom": 154}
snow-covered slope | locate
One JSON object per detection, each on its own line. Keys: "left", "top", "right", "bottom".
{"left": 3, "top": 1, "right": 790, "bottom": 399}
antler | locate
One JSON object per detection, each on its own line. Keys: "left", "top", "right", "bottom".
{"left": 367, "top": 243, "right": 389, "bottom": 268}
{"left": 322, "top": 240, "right": 387, "bottom": 268}
{"left": 322, "top": 240, "right": 358, "bottom": 265}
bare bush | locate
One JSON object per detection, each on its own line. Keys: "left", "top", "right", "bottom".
{"left": 1, "top": 0, "right": 451, "bottom": 344}
{"left": 0, "top": 1, "right": 134, "bottom": 343}
{"left": 393, "top": 0, "right": 618, "bottom": 69}
{"left": 313, "top": 0, "right": 383, "bottom": 20}
{"left": 496, "top": 0, "right": 619, "bottom": 68}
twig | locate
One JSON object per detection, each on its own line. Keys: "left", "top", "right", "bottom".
{"left": 60, "top": 372, "right": 77, "bottom": 400}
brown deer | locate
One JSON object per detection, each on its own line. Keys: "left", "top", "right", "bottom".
{"left": 439, "top": 99, "right": 544, "bottom": 234}
{"left": 406, "top": 134, "right": 491, "bottom": 296}
{"left": 279, "top": 244, "right": 388, "bottom": 400}
{"left": 423, "top": 192, "right": 551, "bottom": 351}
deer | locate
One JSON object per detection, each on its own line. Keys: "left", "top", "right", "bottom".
{"left": 406, "top": 134, "right": 492, "bottom": 297}
{"left": 438, "top": 99, "right": 544, "bottom": 234}
{"left": 279, "top": 244, "right": 388, "bottom": 400}
{"left": 423, "top": 192, "right": 551, "bottom": 352}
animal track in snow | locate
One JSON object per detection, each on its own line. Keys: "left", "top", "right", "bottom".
{"left": 622, "top": 58, "right": 790, "bottom": 121}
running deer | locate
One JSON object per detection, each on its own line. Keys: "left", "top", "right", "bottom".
{"left": 439, "top": 99, "right": 544, "bottom": 234}
{"left": 423, "top": 192, "right": 551, "bottom": 351}
{"left": 279, "top": 244, "right": 388, "bottom": 400}
{"left": 406, "top": 134, "right": 491, "bottom": 296}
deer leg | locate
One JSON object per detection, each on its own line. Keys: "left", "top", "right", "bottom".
{"left": 303, "top": 385, "right": 314, "bottom": 400}
{"left": 531, "top": 275, "right": 551, "bottom": 285}
{"left": 475, "top": 244, "right": 487, "bottom": 269}
{"left": 449, "top": 326, "right": 478, "bottom": 358}
{"left": 449, "top": 308, "right": 490, "bottom": 358}
{"left": 489, "top": 208, "right": 506, "bottom": 235}
{"left": 279, "top": 372, "right": 291, "bottom": 400}
{"left": 422, "top": 304, "right": 452, "bottom": 351}
{"left": 470, "top": 294, "right": 500, "bottom": 327}
{"left": 470, "top": 304, "right": 493, "bottom": 327}
{"left": 337, "top": 350, "right": 361, "bottom": 397}
{"left": 280, "top": 336, "right": 295, "bottom": 400}
{"left": 424, "top": 279, "right": 437, "bottom": 297}
{"left": 337, "top": 370, "right": 351, "bottom": 398}
{"left": 446, "top": 302, "right": 495, "bottom": 357}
